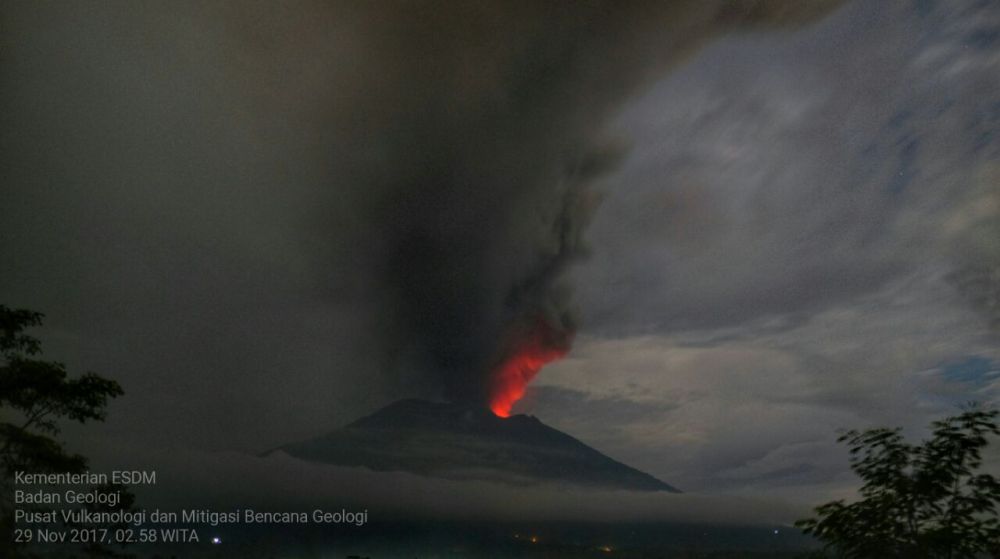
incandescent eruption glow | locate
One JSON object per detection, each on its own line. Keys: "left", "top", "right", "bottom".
{"left": 488, "top": 319, "right": 572, "bottom": 417}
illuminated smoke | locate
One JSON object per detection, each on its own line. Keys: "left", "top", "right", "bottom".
{"left": 489, "top": 318, "right": 573, "bottom": 417}
{"left": 319, "top": 0, "right": 843, "bottom": 408}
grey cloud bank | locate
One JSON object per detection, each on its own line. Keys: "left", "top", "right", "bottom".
{"left": 532, "top": 0, "right": 1000, "bottom": 497}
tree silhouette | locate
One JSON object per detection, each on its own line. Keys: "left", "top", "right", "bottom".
{"left": 796, "top": 407, "right": 1000, "bottom": 558}
{"left": 0, "top": 305, "right": 130, "bottom": 557}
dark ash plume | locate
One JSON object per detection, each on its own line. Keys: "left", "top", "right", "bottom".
{"left": 308, "top": 0, "right": 844, "bottom": 404}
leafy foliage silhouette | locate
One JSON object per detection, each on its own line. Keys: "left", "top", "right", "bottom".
{"left": 796, "top": 407, "right": 1000, "bottom": 558}
{"left": 1, "top": 305, "right": 132, "bottom": 558}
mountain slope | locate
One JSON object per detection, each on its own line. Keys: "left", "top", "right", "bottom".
{"left": 274, "top": 399, "right": 678, "bottom": 492}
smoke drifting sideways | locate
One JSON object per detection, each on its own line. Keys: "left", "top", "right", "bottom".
{"left": 300, "top": 0, "right": 843, "bottom": 412}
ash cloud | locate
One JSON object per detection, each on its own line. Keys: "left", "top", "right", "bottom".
{"left": 309, "top": 0, "right": 845, "bottom": 403}
{"left": 0, "top": 0, "right": 841, "bottom": 449}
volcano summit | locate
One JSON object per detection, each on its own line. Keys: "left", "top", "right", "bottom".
{"left": 273, "top": 399, "right": 677, "bottom": 492}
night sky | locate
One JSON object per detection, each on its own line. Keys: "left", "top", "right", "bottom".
{"left": 2, "top": 0, "right": 999, "bottom": 523}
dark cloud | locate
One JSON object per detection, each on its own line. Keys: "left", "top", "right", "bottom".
{"left": 0, "top": 0, "right": 845, "bottom": 453}
{"left": 303, "top": 0, "right": 846, "bottom": 404}
{"left": 4, "top": 0, "right": 998, "bottom": 510}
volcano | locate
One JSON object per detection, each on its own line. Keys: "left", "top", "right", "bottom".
{"left": 272, "top": 399, "right": 678, "bottom": 492}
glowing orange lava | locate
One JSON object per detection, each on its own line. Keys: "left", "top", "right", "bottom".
{"left": 488, "top": 320, "right": 571, "bottom": 417}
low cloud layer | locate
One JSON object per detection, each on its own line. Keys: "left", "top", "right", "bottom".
{"left": 81, "top": 439, "right": 809, "bottom": 527}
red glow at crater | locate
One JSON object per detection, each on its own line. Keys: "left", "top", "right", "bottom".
{"left": 488, "top": 319, "right": 572, "bottom": 418}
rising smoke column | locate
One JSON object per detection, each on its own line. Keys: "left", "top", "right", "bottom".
{"left": 318, "top": 0, "right": 843, "bottom": 412}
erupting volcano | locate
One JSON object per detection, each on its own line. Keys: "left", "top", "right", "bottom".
{"left": 488, "top": 319, "right": 573, "bottom": 418}
{"left": 271, "top": 315, "right": 672, "bottom": 492}
{"left": 273, "top": 399, "right": 678, "bottom": 492}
